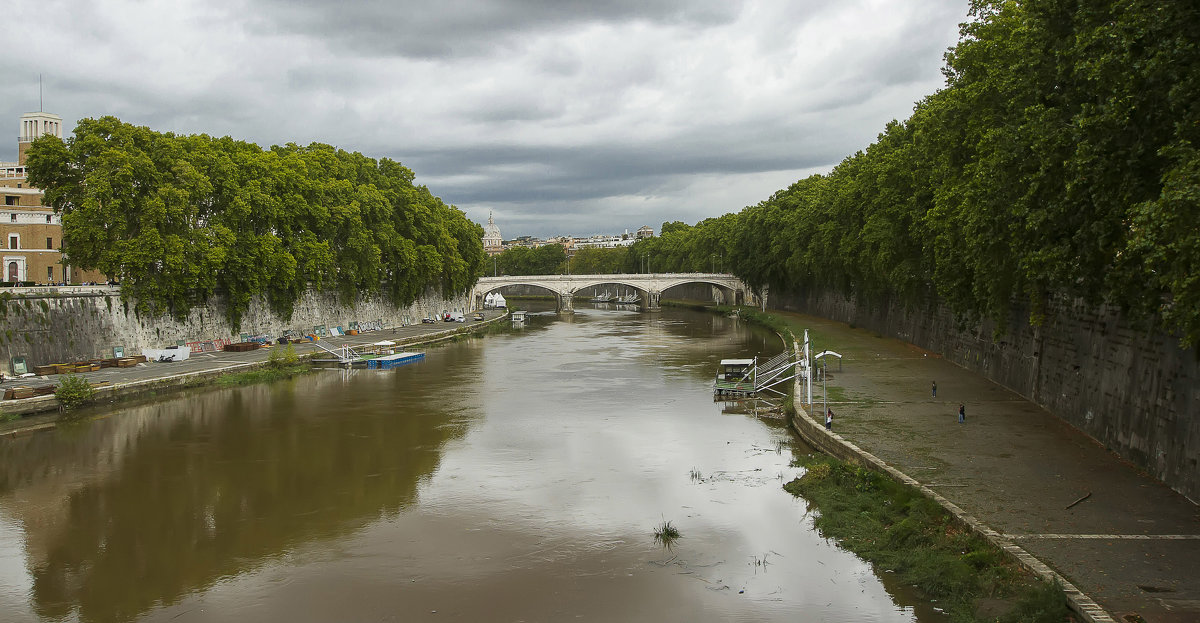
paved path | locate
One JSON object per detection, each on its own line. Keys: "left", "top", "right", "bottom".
{"left": 0, "top": 310, "right": 509, "bottom": 422}
{"left": 789, "top": 311, "right": 1200, "bottom": 623}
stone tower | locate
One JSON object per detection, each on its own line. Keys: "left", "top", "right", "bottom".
{"left": 18, "top": 111, "right": 64, "bottom": 166}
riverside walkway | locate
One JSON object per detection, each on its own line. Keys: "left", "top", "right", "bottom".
{"left": 787, "top": 311, "right": 1199, "bottom": 623}
{"left": 0, "top": 310, "right": 509, "bottom": 424}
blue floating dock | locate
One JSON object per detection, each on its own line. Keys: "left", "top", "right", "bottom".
{"left": 366, "top": 352, "right": 425, "bottom": 369}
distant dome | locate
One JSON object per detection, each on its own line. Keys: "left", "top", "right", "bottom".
{"left": 482, "top": 212, "right": 503, "bottom": 249}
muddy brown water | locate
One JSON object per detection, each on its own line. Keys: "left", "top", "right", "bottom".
{"left": 0, "top": 304, "right": 946, "bottom": 622}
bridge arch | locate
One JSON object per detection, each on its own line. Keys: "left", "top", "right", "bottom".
{"left": 658, "top": 280, "right": 744, "bottom": 306}
{"left": 473, "top": 281, "right": 566, "bottom": 311}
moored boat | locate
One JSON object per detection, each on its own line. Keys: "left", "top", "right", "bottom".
{"left": 713, "top": 358, "right": 755, "bottom": 396}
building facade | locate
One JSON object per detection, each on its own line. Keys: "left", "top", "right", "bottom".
{"left": 1, "top": 111, "right": 103, "bottom": 284}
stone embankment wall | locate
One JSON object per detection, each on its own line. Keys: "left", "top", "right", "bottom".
{"left": 0, "top": 287, "right": 469, "bottom": 373}
{"left": 774, "top": 289, "right": 1200, "bottom": 503}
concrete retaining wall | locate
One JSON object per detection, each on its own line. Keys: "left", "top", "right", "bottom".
{"left": 0, "top": 287, "right": 469, "bottom": 374}
{"left": 773, "top": 289, "right": 1200, "bottom": 503}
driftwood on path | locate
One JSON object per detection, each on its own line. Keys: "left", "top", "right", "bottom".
{"left": 1065, "top": 491, "right": 1092, "bottom": 510}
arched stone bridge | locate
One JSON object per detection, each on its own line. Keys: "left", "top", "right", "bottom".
{"left": 472, "top": 273, "right": 757, "bottom": 312}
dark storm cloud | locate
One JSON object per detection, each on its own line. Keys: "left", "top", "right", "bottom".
{"left": 258, "top": 0, "right": 745, "bottom": 58}
{"left": 405, "top": 126, "right": 840, "bottom": 206}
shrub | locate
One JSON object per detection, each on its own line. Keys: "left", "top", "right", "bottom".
{"left": 55, "top": 373, "right": 96, "bottom": 411}
{"left": 267, "top": 343, "right": 299, "bottom": 368}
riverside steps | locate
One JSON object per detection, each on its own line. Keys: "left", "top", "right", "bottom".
{"left": 0, "top": 310, "right": 510, "bottom": 423}
{"left": 786, "top": 310, "right": 1200, "bottom": 623}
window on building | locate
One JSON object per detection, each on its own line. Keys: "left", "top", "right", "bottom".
{"left": 46, "top": 215, "right": 51, "bottom": 223}
{"left": 47, "top": 237, "right": 54, "bottom": 249}
{"left": 4, "top": 196, "right": 16, "bottom": 206}
{"left": 47, "top": 266, "right": 53, "bottom": 281}
{"left": 9, "top": 213, "right": 15, "bottom": 222}
{"left": 8, "top": 235, "right": 16, "bottom": 249}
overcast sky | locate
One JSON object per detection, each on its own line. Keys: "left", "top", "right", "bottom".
{"left": 3, "top": 0, "right": 968, "bottom": 239}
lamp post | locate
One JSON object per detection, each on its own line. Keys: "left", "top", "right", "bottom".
{"left": 492, "top": 255, "right": 497, "bottom": 277}
{"left": 711, "top": 254, "right": 716, "bottom": 273}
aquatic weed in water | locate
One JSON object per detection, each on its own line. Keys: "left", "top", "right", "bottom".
{"left": 653, "top": 520, "right": 681, "bottom": 549}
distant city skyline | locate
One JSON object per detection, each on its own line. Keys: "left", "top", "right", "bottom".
{"left": 3, "top": 0, "right": 968, "bottom": 239}
{"left": 481, "top": 215, "right": 652, "bottom": 256}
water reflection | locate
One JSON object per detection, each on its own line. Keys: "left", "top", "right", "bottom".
{"left": 2, "top": 363, "right": 476, "bottom": 623}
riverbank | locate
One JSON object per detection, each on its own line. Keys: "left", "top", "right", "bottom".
{"left": 761, "top": 307, "right": 1199, "bottom": 623}
{"left": 0, "top": 310, "right": 511, "bottom": 433}
{"left": 785, "top": 452, "right": 1069, "bottom": 622}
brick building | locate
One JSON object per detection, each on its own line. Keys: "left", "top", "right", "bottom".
{"left": 1, "top": 111, "right": 104, "bottom": 284}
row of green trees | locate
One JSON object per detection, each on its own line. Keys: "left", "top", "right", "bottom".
{"left": 489, "top": 244, "right": 567, "bottom": 276}
{"left": 27, "top": 117, "right": 486, "bottom": 328}
{"left": 626, "top": 0, "right": 1200, "bottom": 345}
{"left": 488, "top": 245, "right": 635, "bottom": 276}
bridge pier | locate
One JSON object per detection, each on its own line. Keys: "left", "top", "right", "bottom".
{"left": 557, "top": 290, "right": 575, "bottom": 313}
{"left": 647, "top": 290, "right": 661, "bottom": 311}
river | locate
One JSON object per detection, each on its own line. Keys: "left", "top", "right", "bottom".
{"left": 0, "top": 304, "right": 941, "bottom": 622}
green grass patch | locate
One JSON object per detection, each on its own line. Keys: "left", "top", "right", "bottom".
{"left": 216, "top": 364, "right": 311, "bottom": 387}
{"left": 659, "top": 300, "right": 710, "bottom": 311}
{"left": 785, "top": 454, "right": 1070, "bottom": 622}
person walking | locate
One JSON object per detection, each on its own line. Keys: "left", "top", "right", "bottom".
{"left": 932, "top": 381, "right": 937, "bottom": 398}
{"left": 825, "top": 408, "right": 833, "bottom": 431}
{"left": 958, "top": 403, "right": 965, "bottom": 423}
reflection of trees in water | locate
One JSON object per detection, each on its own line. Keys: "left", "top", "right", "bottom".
{"left": 14, "top": 377, "right": 465, "bottom": 623}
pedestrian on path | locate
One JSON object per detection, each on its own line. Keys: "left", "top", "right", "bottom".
{"left": 958, "top": 403, "right": 965, "bottom": 423}
{"left": 825, "top": 408, "right": 833, "bottom": 431}
{"left": 932, "top": 381, "right": 937, "bottom": 398}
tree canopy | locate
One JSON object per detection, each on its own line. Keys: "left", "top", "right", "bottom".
{"left": 628, "top": 0, "right": 1200, "bottom": 345}
{"left": 492, "top": 244, "right": 568, "bottom": 276}
{"left": 27, "top": 117, "right": 485, "bottom": 329}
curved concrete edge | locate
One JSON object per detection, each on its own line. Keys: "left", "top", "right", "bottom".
{"left": 789, "top": 401, "right": 1115, "bottom": 623}
{"left": 1, "top": 312, "right": 511, "bottom": 429}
